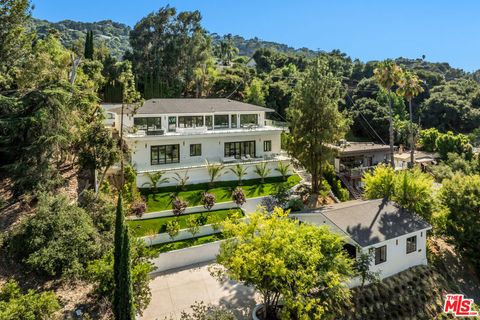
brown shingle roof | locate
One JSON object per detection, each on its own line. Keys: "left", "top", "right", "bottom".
{"left": 107, "top": 98, "right": 274, "bottom": 115}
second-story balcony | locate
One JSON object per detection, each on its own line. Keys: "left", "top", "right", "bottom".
{"left": 123, "top": 124, "right": 285, "bottom": 138}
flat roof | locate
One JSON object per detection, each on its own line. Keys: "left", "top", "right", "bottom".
{"left": 298, "top": 199, "right": 431, "bottom": 247}
{"left": 331, "top": 142, "right": 391, "bottom": 156}
{"left": 107, "top": 98, "right": 274, "bottom": 115}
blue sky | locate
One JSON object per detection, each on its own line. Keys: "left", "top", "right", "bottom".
{"left": 32, "top": 0, "right": 480, "bottom": 71}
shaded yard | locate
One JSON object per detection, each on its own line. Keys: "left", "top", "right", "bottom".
{"left": 127, "top": 208, "right": 243, "bottom": 237}
{"left": 142, "top": 174, "right": 301, "bottom": 212}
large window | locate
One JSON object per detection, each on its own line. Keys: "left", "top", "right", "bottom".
{"left": 205, "top": 115, "right": 213, "bottom": 130}
{"left": 263, "top": 140, "right": 272, "bottom": 152}
{"left": 178, "top": 116, "right": 204, "bottom": 128}
{"left": 151, "top": 144, "right": 179, "bottom": 165}
{"left": 224, "top": 141, "right": 256, "bottom": 158}
{"left": 230, "top": 114, "right": 238, "bottom": 128}
{"left": 374, "top": 245, "right": 387, "bottom": 265}
{"left": 406, "top": 236, "right": 417, "bottom": 254}
{"left": 168, "top": 117, "right": 176, "bottom": 132}
{"left": 214, "top": 114, "right": 229, "bottom": 129}
{"left": 190, "top": 144, "right": 202, "bottom": 157}
{"left": 134, "top": 117, "right": 162, "bottom": 133}
{"left": 240, "top": 114, "right": 258, "bottom": 127}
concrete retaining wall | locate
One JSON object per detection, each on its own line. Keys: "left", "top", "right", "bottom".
{"left": 130, "top": 202, "right": 242, "bottom": 220}
{"left": 150, "top": 240, "right": 223, "bottom": 274}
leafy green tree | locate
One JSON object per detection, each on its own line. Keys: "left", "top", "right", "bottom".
{"left": 229, "top": 163, "right": 247, "bottom": 185}
{"left": 8, "top": 193, "right": 102, "bottom": 277}
{"left": 363, "top": 166, "right": 434, "bottom": 221}
{"left": 244, "top": 78, "right": 266, "bottom": 106}
{"left": 436, "top": 131, "right": 473, "bottom": 160}
{"left": 440, "top": 174, "right": 480, "bottom": 268}
{"left": 396, "top": 71, "right": 424, "bottom": 166}
{"left": 0, "top": 280, "right": 60, "bottom": 320}
{"left": 166, "top": 220, "right": 180, "bottom": 241}
{"left": 129, "top": 7, "right": 211, "bottom": 97}
{"left": 87, "top": 237, "right": 156, "bottom": 317}
{"left": 0, "top": 0, "right": 32, "bottom": 90}
{"left": 286, "top": 58, "right": 350, "bottom": 193}
{"left": 253, "top": 162, "right": 271, "bottom": 183}
{"left": 117, "top": 226, "right": 135, "bottom": 320}
{"left": 187, "top": 215, "right": 201, "bottom": 237}
{"left": 418, "top": 128, "right": 440, "bottom": 152}
{"left": 356, "top": 250, "right": 380, "bottom": 288}
{"left": 374, "top": 60, "right": 404, "bottom": 167}
{"left": 420, "top": 79, "right": 480, "bottom": 133}
{"left": 212, "top": 208, "right": 353, "bottom": 319}
{"left": 78, "top": 121, "right": 120, "bottom": 193}
{"left": 393, "top": 169, "right": 434, "bottom": 221}
{"left": 1, "top": 85, "right": 76, "bottom": 195}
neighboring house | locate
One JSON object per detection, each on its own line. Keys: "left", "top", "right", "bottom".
{"left": 394, "top": 150, "right": 439, "bottom": 170}
{"left": 330, "top": 141, "right": 391, "bottom": 191}
{"left": 106, "top": 98, "right": 290, "bottom": 187}
{"left": 291, "top": 199, "right": 431, "bottom": 286}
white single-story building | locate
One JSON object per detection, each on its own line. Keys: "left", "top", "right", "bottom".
{"left": 291, "top": 199, "right": 432, "bottom": 286}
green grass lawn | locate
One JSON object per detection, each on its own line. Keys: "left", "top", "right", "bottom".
{"left": 142, "top": 174, "right": 301, "bottom": 212}
{"left": 151, "top": 233, "right": 225, "bottom": 254}
{"left": 127, "top": 208, "right": 243, "bottom": 237}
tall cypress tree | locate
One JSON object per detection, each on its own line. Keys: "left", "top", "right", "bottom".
{"left": 84, "top": 30, "right": 94, "bottom": 59}
{"left": 118, "top": 226, "right": 135, "bottom": 320}
{"left": 113, "top": 193, "right": 124, "bottom": 319}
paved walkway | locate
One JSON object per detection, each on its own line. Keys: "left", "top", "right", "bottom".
{"left": 140, "top": 263, "right": 259, "bottom": 320}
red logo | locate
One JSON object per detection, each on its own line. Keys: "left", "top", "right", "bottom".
{"left": 443, "top": 294, "right": 478, "bottom": 317}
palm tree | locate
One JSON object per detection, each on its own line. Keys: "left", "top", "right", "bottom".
{"left": 216, "top": 34, "right": 239, "bottom": 65}
{"left": 254, "top": 162, "right": 271, "bottom": 183}
{"left": 205, "top": 160, "right": 224, "bottom": 188}
{"left": 275, "top": 162, "right": 291, "bottom": 181}
{"left": 229, "top": 163, "right": 248, "bottom": 185}
{"left": 172, "top": 170, "right": 190, "bottom": 191}
{"left": 397, "top": 71, "right": 424, "bottom": 168}
{"left": 373, "top": 60, "right": 404, "bottom": 168}
{"left": 142, "top": 171, "right": 169, "bottom": 195}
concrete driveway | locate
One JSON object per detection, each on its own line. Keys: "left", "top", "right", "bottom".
{"left": 140, "top": 262, "right": 259, "bottom": 320}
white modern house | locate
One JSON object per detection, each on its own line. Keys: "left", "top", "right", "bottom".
{"left": 106, "top": 98, "right": 290, "bottom": 187}
{"left": 291, "top": 199, "right": 432, "bottom": 286}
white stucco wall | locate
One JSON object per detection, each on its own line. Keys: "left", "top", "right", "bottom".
{"left": 362, "top": 229, "right": 429, "bottom": 280}
{"left": 149, "top": 240, "right": 223, "bottom": 274}
{"left": 128, "top": 131, "right": 281, "bottom": 171}
{"left": 136, "top": 159, "right": 289, "bottom": 187}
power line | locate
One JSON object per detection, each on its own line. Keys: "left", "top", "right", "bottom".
{"left": 344, "top": 85, "right": 387, "bottom": 145}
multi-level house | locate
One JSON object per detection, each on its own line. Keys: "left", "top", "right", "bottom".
{"left": 330, "top": 141, "right": 391, "bottom": 199}
{"left": 106, "top": 98, "right": 290, "bottom": 187}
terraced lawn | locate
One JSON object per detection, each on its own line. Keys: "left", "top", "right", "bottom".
{"left": 142, "top": 174, "right": 301, "bottom": 212}
{"left": 151, "top": 233, "right": 225, "bottom": 254}
{"left": 127, "top": 208, "right": 243, "bottom": 237}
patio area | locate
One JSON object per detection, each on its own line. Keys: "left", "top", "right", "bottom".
{"left": 140, "top": 263, "right": 259, "bottom": 320}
